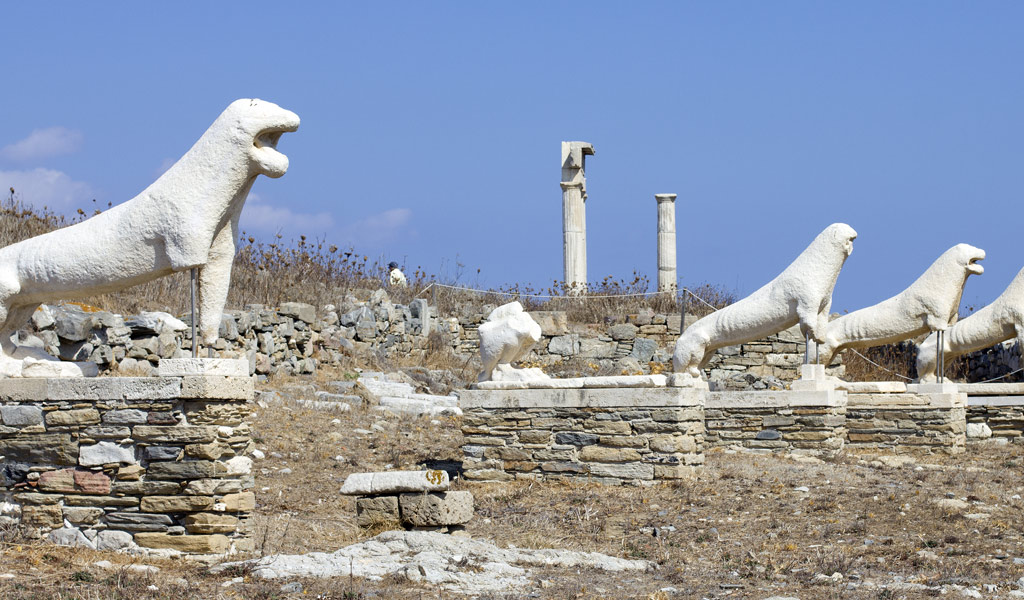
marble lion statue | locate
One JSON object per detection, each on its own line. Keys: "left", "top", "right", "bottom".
{"left": 0, "top": 98, "right": 299, "bottom": 376}
{"left": 672, "top": 223, "right": 857, "bottom": 378}
{"left": 818, "top": 243, "right": 985, "bottom": 368}
{"left": 916, "top": 265, "right": 1024, "bottom": 382}
{"left": 477, "top": 302, "right": 548, "bottom": 383}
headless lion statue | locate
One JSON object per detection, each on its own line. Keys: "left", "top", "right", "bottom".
{"left": 0, "top": 99, "right": 299, "bottom": 376}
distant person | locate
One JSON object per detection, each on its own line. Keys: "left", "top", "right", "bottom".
{"left": 388, "top": 261, "right": 408, "bottom": 287}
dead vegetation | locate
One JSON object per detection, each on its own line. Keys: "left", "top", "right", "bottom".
{"left": 3, "top": 365, "right": 1024, "bottom": 599}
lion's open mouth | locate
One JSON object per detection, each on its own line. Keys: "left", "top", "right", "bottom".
{"left": 254, "top": 125, "right": 296, "bottom": 153}
{"left": 968, "top": 256, "right": 985, "bottom": 275}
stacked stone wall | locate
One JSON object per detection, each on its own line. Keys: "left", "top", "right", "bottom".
{"left": 459, "top": 388, "right": 704, "bottom": 485}
{"left": 967, "top": 402, "right": 1024, "bottom": 441}
{"left": 846, "top": 393, "right": 966, "bottom": 454}
{"left": 703, "top": 391, "right": 847, "bottom": 456}
{"left": 0, "top": 370, "right": 254, "bottom": 554}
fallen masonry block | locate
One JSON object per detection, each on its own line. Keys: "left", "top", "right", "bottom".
{"left": 399, "top": 491, "right": 474, "bottom": 527}
{"left": 340, "top": 470, "right": 449, "bottom": 495}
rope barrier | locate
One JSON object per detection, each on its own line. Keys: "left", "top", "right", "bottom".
{"left": 683, "top": 288, "right": 721, "bottom": 311}
{"left": 425, "top": 282, "right": 674, "bottom": 300}
{"left": 847, "top": 348, "right": 914, "bottom": 381}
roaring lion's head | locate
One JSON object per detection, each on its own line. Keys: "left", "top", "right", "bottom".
{"left": 952, "top": 243, "right": 986, "bottom": 276}
{"left": 218, "top": 98, "right": 300, "bottom": 179}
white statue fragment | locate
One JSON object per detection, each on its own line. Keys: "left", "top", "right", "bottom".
{"left": 0, "top": 98, "right": 299, "bottom": 377}
{"left": 477, "top": 302, "right": 549, "bottom": 383}
{"left": 673, "top": 223, "right": 857, "bottom": 378}
{"left": 917, "top": 265, "right": 1024, "bottom": 382}
{"left": 819, "top": 243, "right": 985, "bottom": 367}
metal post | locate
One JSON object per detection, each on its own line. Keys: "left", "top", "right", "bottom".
{"left": 190, "top": 268, "right": 198, "bottom": 359}
{"left": 804, "top": 334, "right": 810, "bottom": 365}
{"left": 680, "top": 288, "right": 687, "bottom": 334}
{"left": 937, "top": 330, "right": 944, "bottom": 384}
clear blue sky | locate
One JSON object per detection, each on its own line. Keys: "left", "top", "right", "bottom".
{"left": 2, "top": 3, "right": 1022, "bottom": 312}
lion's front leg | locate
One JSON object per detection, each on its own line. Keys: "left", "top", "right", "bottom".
{"left": 196, "top": 222, "right": 237, "bottom": 346}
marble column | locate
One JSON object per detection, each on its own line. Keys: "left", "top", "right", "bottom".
{"left": 656, "top": 193, "right": 677, "bottom": 293}
{"left": 560, "top": 141, "right": 594, "bottom": 295}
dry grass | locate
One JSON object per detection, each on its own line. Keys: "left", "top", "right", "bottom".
{"left": 6, "top": 366, "right": 1024, "bottom": 598}
{"left": 0, "top": 190, "right": 735, "bottom": 325}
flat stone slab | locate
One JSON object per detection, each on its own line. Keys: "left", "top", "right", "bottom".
{"left": 158, "top": 358, "right": 249, "bottom": 378}
{"left": 459, "top": 387, "right": 705, "bottom": 410}
{"left": 707, "top": 389, "right": 846, "bottom": 409}
{"left": 835, "top": 381, "right": 908, "bottom": 393}
{"left": 847, "top": 392, "right": 965, "bottom": 409}
{"left": 667, "top": 373, "right": 710, "bottom": 389}
{"left": 967, "top": 396, "right": 1024, "bottom": 407}
{"left": 340, "top": 470, "right": 449, "bottom": 496}
{"left": 474, "top": 375, "right": 667, "bottom": 390}
{"left": 960, "top": 383, "right": 1024, "bottom": 396}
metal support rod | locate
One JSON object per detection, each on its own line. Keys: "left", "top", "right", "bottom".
{"left": 937, "top": 330, "right": 945, "bottom": 384}
{"left": 804, "top": 334, "right": 810, "bottom": 365}
{"left": 680, "top": 288, "right": 687, "bottom": 334}
{"left": 190, "top": 268, "right": 198, "bottom": 359}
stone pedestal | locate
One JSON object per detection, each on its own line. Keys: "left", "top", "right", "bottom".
{"left": 655, "top": 193, "right": 677, "bottom": 293}
{"left": 460, "top": 385, "right": 704, "bottom": 484}
{"left": 704, "top": 386, "right": 848, "bottom": 456}
{"left": 0, "top": 359, "right": 255, "bottom": 554}
{"left": 845, "top": 382, "right": 966, "bottom": 453}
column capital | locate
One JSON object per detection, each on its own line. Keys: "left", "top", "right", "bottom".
{"left": 560, "top": 181, "right": 584, "bottom": 191}
{"left": 655, "top": 193, "right": 677, "bottom": 203}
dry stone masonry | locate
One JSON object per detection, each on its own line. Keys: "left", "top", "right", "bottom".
{"left": 340, "top": 470, "right": 473, "bottom": 532}
{"left": 0, "top": 358, "right": 255, "bottom": 554}
{"left": 843, "top": 382, "right": 967, "bottom": 454}
{"left": 460, "top": 380, "right": 705, "bottom": 484}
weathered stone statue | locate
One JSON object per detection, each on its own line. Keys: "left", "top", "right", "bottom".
{"left": 673, "top": 223, "right": 857, "bottom": 378}
{"left": 0, "top": 98, "right": 299, "bottom": 376}
{"left": 819, "top": 243, "right": 985, "bottom": 368}
{"left": 477, "top": 302, "right": 549, "bottom": 383}
{"left": 917, "top": 265, "right": 1024, "bottom": 382}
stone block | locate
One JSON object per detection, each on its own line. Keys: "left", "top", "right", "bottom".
{"left": 183, "top": 512, "right": 239, "bottom": 534}
{"left": 221, "top": 492, "right": 256, "bottom": 511}
{"left": 588, "top": 462, "right": 653, "bottom": 480}
{"left": 355, "top": 495, "right": 400, "bottom": 527}
{"left": 133, "top": 426, "right": 218, "bottom": 444}
{"left": 46, "top": 408, "right": 101, "bottom": 427}
{"left": 579, "top": 446, "right": 641, "bottom": 462}
{"left": 22, "top": 504, "right": 63, "bottom": 528}
{"left": 0, "top": 405, "right": 43, "bottom": 426}
{"left": 582, "top": 420, "right": 631, "bottom": 435}
{"left": 517, "top": 430, "right": 550, "bottom": 444}
{"left": 340, "top": 470, "right": 448, "bottom": 495}
{"left": 528, "top": 311, "right": 568, "bottom": 336}
{"left": 399, "top": 491, "right": 473, "bottom": 526}
{"left": 104, "top": 512, "right": 175, "bottom": 531}
{"left": 140, "top": 495, "right": 214, "bottom": 513}
{"left": 80, "top": 442, "right": 137, "bottom": 466}
{"left": 96, "top": 530, "right": 135, "bottom": 551}
{"left": 158, "top": 358, "right": 249, "bottom": 378}
{"left": 554, "top": 432, "right": 598, "bottom": 446}
{"left": 179, "top": 376, "right": 254, "bottom": 400}
{"left": 134, "top": 532, "right": 230, "bottom": 554}
{"left": 599, "top": 435, "right": 646, "bottom": 448}
{"left": 122, "top": 377, "right": 182, "bottom": 400}
{"left": 63, "top": 506, "right": 104, "bottom": 525}
{"left": 146, "top": 461, "right": 219, "bottom": 480}
{"left": 38, "top": 468, "right": 111, "bottom": 495}
{"left": 0, "top": 434, "right": 77, "bottom": 465}
{"left": 608, "top": 324, "right": 637, "bottom": 341}
{"left": 483, "top": 446, "right": 531, "bottom": 461}
{"left": 63, "top": 495, "right": 139, "bottom": 507}
{"left": 103, "top": 409, "right": 149, "bottom": 425}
